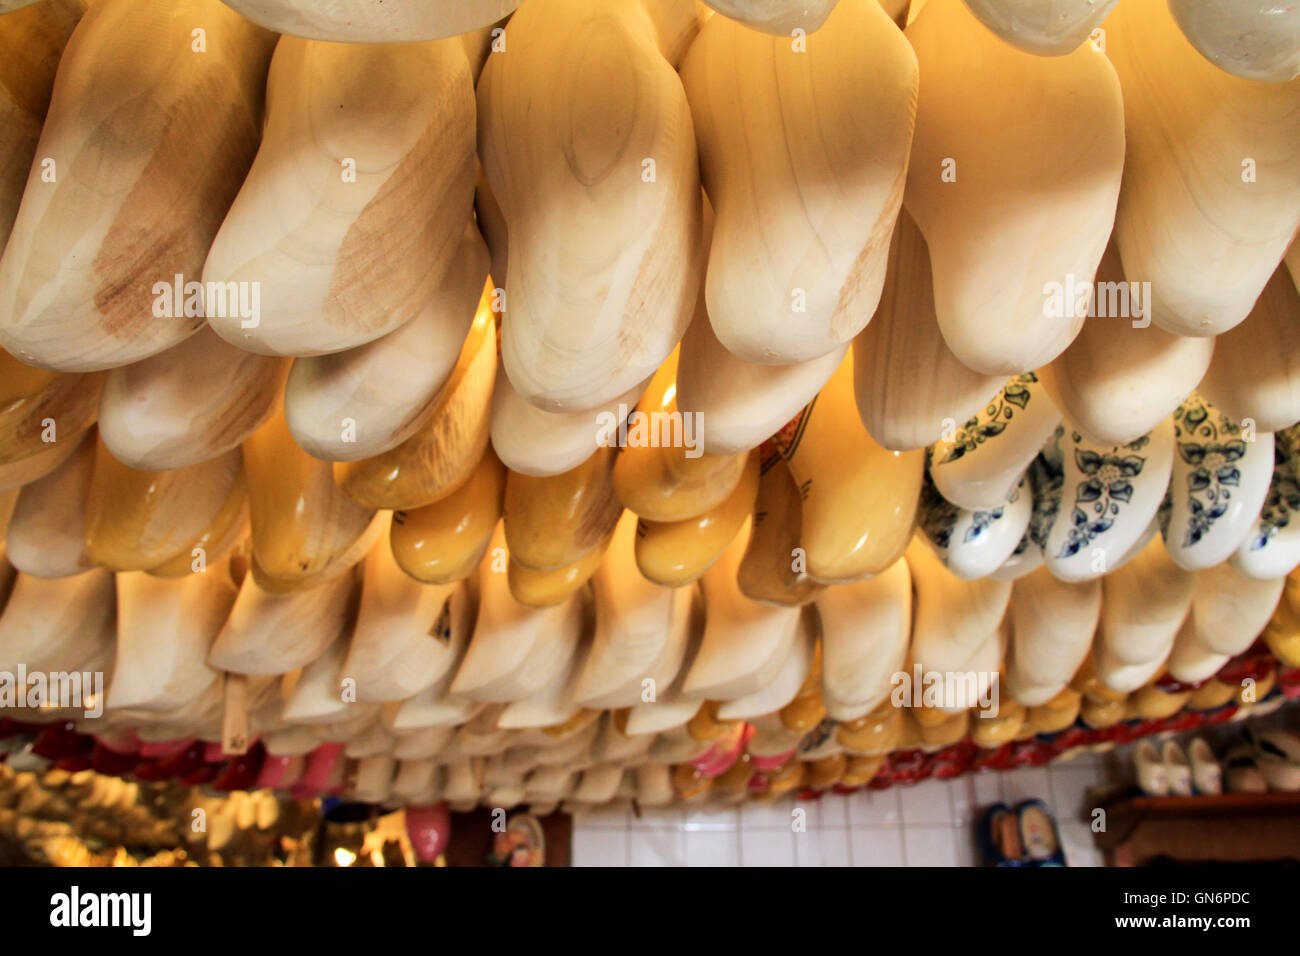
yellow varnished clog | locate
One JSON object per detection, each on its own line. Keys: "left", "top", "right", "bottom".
{"left": 0, "top": 350, "right": 102, "bottom": 466}
{"left": 503, "top": 445, "right": 622, "bottom": 572}
{"left": 737, "top": 454, "right": 825, "bottom": 606}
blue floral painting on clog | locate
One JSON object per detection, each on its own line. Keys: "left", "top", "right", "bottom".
{"left": 1055, "top": 432, "right": 1148, "bottom": 559}
{"left": 1174, "top": 398, "right": 1245, "bottom": 548}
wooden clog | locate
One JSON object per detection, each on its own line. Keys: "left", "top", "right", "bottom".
{"left": 1095, "top": 536, "right": 1193, "bottom": 692}
{"left": 98, "top": 329, "right": 286, "bottom": 472}
{"left": 0, "top": 0, "right": 86, "bottom": 249}
{"left": 780, "top": 636, "right": 827, "bottom": 732}
{"left": 904, "top": 0, "right": 1124, "bottom": 375}
{"left": 918, "top": 474, "right": 1031, "bottom": 581}
{"left": 1233, "top": 424, "right": 1300, "bottom": 580}
{"left": 390, "top": 448, "right": 504, "bottom": 587}
{"left": 929, "top": 374, "right": 1061, "bottom": 512}
{"left": 681, "top": 0, "right": 916, "bottom": 364}
{"left": 960, "top": 0, "right": 1118, "bottom": 55}
{"left": 0, "top": 0, "right": 276, "bottom": 371}
{"left": 496, "top": 623, "right": 590, "bottom": 730}
{"left": 1005, "top": 567, "right": 1100, "bottom": 707}
{"left": 5, "top": 427, "right": 94, "bottom": 578}
{"left": 715, "top": 606, "right": 817, "bottom": 721}
{"left": 700, "top": 0, "right": 839, "bottom": 34}
{"left": 0, "top": 351, "right": 101, "bottom": 469}
{"left": 218, "top": 0, "right": 519, "bottom": 43}
{"left": 0, "top": 568, "right": 114, "bottom": 676}
{"left": 508, "top": 533, "right": 610, "bottom": 609}
{"left": 207, "top": 562, "right": 357, "bottom": 676}
{"left": 449, "top": 525, "right": 587, "bottom": 703}
{"left": 1166, "top": 615, "right": 1231, "bottom": 685}
{"left": 1167, "top": 0, "right": 1300, "bottom": 82}
{"left": 853, "top": 211, "right": 1004, "bottom": 452}
{"left": 382, "top": 595, "right": 480, "bottom": 731}
{"left": 635, "top": 451, "right": 759, "bottom": 587}
{"left": 503, "top": 446, "right": 623, "bottom": 572}
{"left": 279, "top": 628, "right": 352, "bottom": 725}
{"left": 333, "top": 303, "right": 495, "bottom": 510}
{"left": 621, "top": 587, "right": 707, "bottom": 735}
{"left": 682, "top": 520, "right": 802, "bottom": 700}
{"left": 611, "top": 349, "right": 747, "bottom": 523}
{"left": 1191, "top": 562, "right": 1285, "bottom": 657}
{"left": 284, "top": 232, "right": 489, "bottom": 462}
{"left": 84, "top": 441, "right": 244, "bottom": 572}
{"left": 478, "top": 0, "right": 702, "bottom": 411}
{"left": 736, "top": 454, "right": 825, "bottom": 607}
{"left": 777, "top": 350, "right": 924, "bottom": 582}
{"left": 0, "top": 432, "right": 79, "bottom": 491}
{"left": 204, "top": 35, "right": 476, "bottom": 357}
{"left": 1025, "top": 688, "right": 1082, "bottom": 736}
{"left": 1106, "top": 0, "right": 1300, "bottom": 337}
{"left": 1037, "top": 242, "right": 1215, "bottom": 447}
{"left": 242, "top": 404, "right": 377, "bottom": 591}
{"left": 144, "top": 474, "right": 248, "bottom": 579}
{"left": 817, "top": 557, "right": 911, "bottom": 721}
{"left": 1198, "top": 264, "right": 1300, "bottom": 434}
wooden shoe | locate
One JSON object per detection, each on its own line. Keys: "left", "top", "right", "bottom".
{"left": 1042, "top": 420, "right": 1175, "bottom": 582}
{"left": 1130, "top": 679, "right": 1192, "bottom": 721}
{"left": 1025, "top": 688, "right": 1082, "bottom": 736}
{"left": 478, "top": 0, "right": 702, "bottom": 412}
{"left": 1192, "top": 562, "right": 1285, "bottom": 658}
{"left": 383, "top": 600, "right": 480, "bottom": 732}
{"left": 572, "top": 511, "right": 684, "bottom": 708}
{"left": 1264, "top": 584, "right": 1300, "bottom": 666}
{"left": 737, "top": 454, "right": 825, "bottom": 607}
{"left": 390, "top": 448, "right": 504, "bottom": 587}
{"left": 1168, "top": 0, "right": 1300, "bottom": 82}
{"left": 699, "top": 0, "right": 839, "bottom": 34}
{"left": 1167, "top": 614, "right": 1232, "bottom": 684}
{"left": 1005, "top": 567, "right": 1100, "bottom": 708}
{"left": 1162, "top": 394, "right": 1274, "bottom": 571}
{"left": 635, "top": 451, "right": 758, "bottom": 587}
{"left": 1079, "top": 692, "right": 1127, "bottom": 729}
{"left": 204, "top": 36, "right": 476, "bottom": 358}
{"left": 971, "top": 696, "right": 1025, "bottom": 749}
{"left": 1198, "top": 264, "right": 1300, "bottom": 433}
{"left": 682, "top": 520, "right": 802, "bottom": 701}
{"left": 332, "top": 294, "right": 496, "bottom": 510}
{"left": 930, "top": 374, "right": 1062, "bottom": 512}
{"left": 817, "top": 557, "right": 911, "bottom": 721}
{"left": 218, "top": 0, "right": 519, "bottom": 43}
{"left": 107, "top": 569, "right": 235, "bottom": 713}
{"left": 777, "top": 351, "right": 924, "bottom": 582}
{"left": 496, "top": 618, "right": 590, "bottom": 731}
{"left": 780, "top": 638, "right": 827, "bottom": 733}
{"left": 621, "top": 587, "right": 707, "bottom": 735}
{"left": 284, "top": 233, "right": 489, "bottom": 462}
{"left": 612, "top": 357, "right": 747, "bottom": 524}
{"left": 1106, "top": 0, "right": 1300, "bottom": 337}
{"left": 918, "top": 474, "right": 1032, "bottom": 581}
{"left": 1096, "top": 536, "right": 1193, "bottom": 692}
{"left": 509, "top": 532, "right": 611, "bottom": 609}
{"left": 5, "top": 427, "right": 94, "bottom": 578}
{"left": 959, "top": 0, "right": 1118, "bottom": 55}
{"left": 503, "top": 446, "right": 622, "bottom": 572}
{"left": 490, "top": 368, "right": 649, "bottom": 478}
{"left": 1188, "top": 676, "right": 1237, "bottom": 711}
{"left": 0, "top": 568, "right": 114, "bottom": 676}
{"left": 676, "top": 282, "right": 846, "bottom": 457}
{"left": 853, "top": 211, "right": 1004, "bottom": 452}
{"left": 0, "top": 0, "right": 276, "bottom": 372}
{"left": 716, "top": 607, "right": 818, "bottom": 721}
{"left": 343, "top": 538, "right": 472, "bottom": 703}
{"left": 1233, "top": 424, "right": 1300, "bottom": 580}
{"left": 681, "top": 0, "right": 917, "bottom": 365}
{"left": 208, "top": 562, "right": 356, "bottom": 675}
{"left": 0, "top": 352, "right": 101, "bottom": 469}
{"left": 84, "top": 441, "right": 244, "bottom": 572}
{"left": 903, "top": 0, "right": 1124, "bottom": 375}
{"left": 1037, "top": 242, "right": 1214, "bottom": 447}
{"left": 144, "top": 472, "right": 248, "bottom": 579}
{"left": 0, "top": 0, "right": 86, "bottom": 248}
{"left": 450, "top": 525, "right": 587, "bottom": 703}
{"left": 0, "top": 433, "right": 79, "bottom": 491}
{"left": 242, "top": 404, "right": 376, "bottom": 591}
{"left": 98, "top": 329, "right": 286, "bottom": 472}
{"left": 279, "top": 627, "right": 352, "bottom": 725}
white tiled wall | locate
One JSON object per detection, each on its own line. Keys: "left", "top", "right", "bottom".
{"left": 573, "top": 750, "right": 1116, "bottom": 867}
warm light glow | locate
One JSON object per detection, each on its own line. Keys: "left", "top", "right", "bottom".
{"left": 333, "top": 847, "right": 357, "bottom": 867}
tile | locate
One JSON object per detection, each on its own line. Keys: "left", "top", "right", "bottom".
{"left": 904, "top": 825, "right": 960, "bottom": 867}
{"left": 741, "top": 828, "right": 796, "bottom": 867}
{"left": 627, "top": 805, "right": 683, "bottom": 829}
{"left": 999, "top": 766, "right": 1051, "bottom": 807}
{"left": 949, "top": 776, "right": 978, "bottom": 827}
{"left": 846, "top": 787, "right": 901, "bottom": 827}
{"left": 971, "top": 768, "right": 1002, "bottom": 810}
{"left": 579, "top": 806, "right": 631, "bottom": 829}
{"left": 795, "top": 827, "right": 852, "bottom": 867}
{"left": 1049, "top": 765, "right": 1105, "bottom": 822}
{"left": 572, "top": 827, "right": 628, "bottom": 867}
{"left": 740, "top": 796, "right": 800, "bottom": 830}
{"left": 628, "top": 827, "right": 685, "bottom": 867}
{"left": 849, "top": 826, "right": 905, "bottom": 867}
{"left": 684, "top": 828, "right": 740, "bottom": 867}
{"left": 806, "top": 793, "right": 850, "bottom": 829}
{"left": 900, "top": 777, "right": 954, "bottom": 826}
{"left": 682, "top": 803, "right": 740, "bottom": 831}
{"left": 953, "top": 825, "right": 981, "bottom": 868}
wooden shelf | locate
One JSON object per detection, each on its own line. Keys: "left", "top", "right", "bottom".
{"left": 1095, "top": 790, "right": 1300, "bottom": 865}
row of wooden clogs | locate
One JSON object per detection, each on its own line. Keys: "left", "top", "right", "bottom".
{"left": 0, "top": 0, "right": 1296, "bottom": 430}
